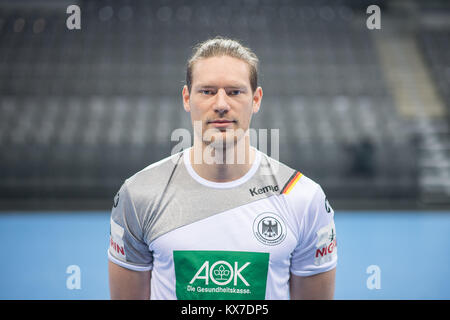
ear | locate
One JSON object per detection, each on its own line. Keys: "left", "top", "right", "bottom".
{"left": 252, "top": 87, "right": 263, "bottom": 113}
{"left": 182, "top": 85, "right": 191, "bottom": 112}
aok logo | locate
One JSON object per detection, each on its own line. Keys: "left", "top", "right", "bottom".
{"left": 190, "top": 260, "right": 251, "bottom": 286}
{"left": 173, "top": 251, "right": 269, "bottom": 299}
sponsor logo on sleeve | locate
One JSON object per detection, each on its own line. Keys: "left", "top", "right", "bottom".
{"left": 109, "top": 218, "right": 126, "bottom": 259}
{"left": 314, "top": 221, "right": 337, "bottom": 266}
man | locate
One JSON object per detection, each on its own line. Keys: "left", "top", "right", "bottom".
{"left": 108, "top": 37, "right": 337, "bottom": 300}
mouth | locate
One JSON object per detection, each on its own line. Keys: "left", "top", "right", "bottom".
{"left": 207, "top": 119, "right": 236, "bottom": 128}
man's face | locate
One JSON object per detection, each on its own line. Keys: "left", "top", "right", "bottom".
{"left": 182, "top": 55, "right": 263, "bottom": 147}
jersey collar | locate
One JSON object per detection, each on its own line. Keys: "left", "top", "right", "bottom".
{"left": 183, "top": 146, "right": 261, "bottom": 189}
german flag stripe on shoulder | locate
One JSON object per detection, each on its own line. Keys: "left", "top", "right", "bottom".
{"left": 281, "top": 171, "right": 303, "bottom": 195}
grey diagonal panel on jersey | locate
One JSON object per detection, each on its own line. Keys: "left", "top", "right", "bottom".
{"left": 124, "top": 150, "right": 296, "bottom": 244}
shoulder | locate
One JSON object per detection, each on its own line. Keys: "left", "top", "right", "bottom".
{"left": 260, "top": 152, "right": 330, "bottom": 220}
{"left": 259, "top": 151, "right": 322, "bottom": 201}
{"left": 287, "top": 173, "right": 323, "bottom": 202}
{"left": 284, "top": 173, "right": 326, "bottom": 220}
{"left": 121, "top": 150, "right": 185, "bottom": 202}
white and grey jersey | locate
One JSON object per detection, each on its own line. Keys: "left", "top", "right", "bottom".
{"left": 108, "top": 147, "right": 337, "bottom": 300}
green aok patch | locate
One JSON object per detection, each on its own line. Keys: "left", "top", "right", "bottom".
{"left": 173, "top": 250, "right": 269, "bottom": 300}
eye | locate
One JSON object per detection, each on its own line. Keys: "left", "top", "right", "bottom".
{"left": 228, "top": 90, "right": 241, "bottom": 96}
{"left": 200, "top": 90, "right": 214, "bottom": 95}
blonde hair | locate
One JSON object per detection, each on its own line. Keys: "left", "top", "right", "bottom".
{"left": 186, "top": 36, "right": 259, "bottom": 93}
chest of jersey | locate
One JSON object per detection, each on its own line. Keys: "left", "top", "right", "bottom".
{"left": 148, "top": 194, "right": 300, "bottom": 299}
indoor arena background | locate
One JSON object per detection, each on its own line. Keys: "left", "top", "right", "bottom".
{"left": 0, "top": 0, "right": 449, "bottom": 299}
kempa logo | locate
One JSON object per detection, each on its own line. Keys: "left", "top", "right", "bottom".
{"left": 325, "top": 197, "right": 333, "bottom": 213}
{"left": 253, "top": 212, "right": 287, "bottom": 246}
{"left": 249, "top": 184, "right": 279, "bottom": 197}
{"left": 314, "top": 221, "right": 337, "bottom": 266}
{"left": 190, "top": 260, "right": 250, "bottom": 286}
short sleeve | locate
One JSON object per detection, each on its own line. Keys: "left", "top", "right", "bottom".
{"left": 108, "top": 181, "right": 153, "bottom": 271}
{"left": 290, "top": 185, "right": 337, "bottom": 276}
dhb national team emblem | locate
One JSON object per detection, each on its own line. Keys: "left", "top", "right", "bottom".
{"left": 262, "top": 219, "right": 278, "bottom": 238}
{"left": 253, "top": 212, "right": 287, "bottom": 246}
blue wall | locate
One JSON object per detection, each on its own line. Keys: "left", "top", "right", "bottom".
{"left": 0, "top": 211, "right": 449, "bottom": 299}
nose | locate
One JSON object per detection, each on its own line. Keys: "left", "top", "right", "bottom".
{"left": 213, "top": 89, "right": 230, "bottom": 114}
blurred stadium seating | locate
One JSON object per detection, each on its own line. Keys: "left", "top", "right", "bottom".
{"left": 0, "top": 0, "right": 448, "bottom": 209}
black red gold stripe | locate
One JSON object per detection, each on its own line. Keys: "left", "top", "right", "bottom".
{"left": 281, "top": 171, "right": 303, "bottom": 195}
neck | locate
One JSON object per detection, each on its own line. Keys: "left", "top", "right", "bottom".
{"left": 190, "top": 135, "right": 256, "bottom": 183}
